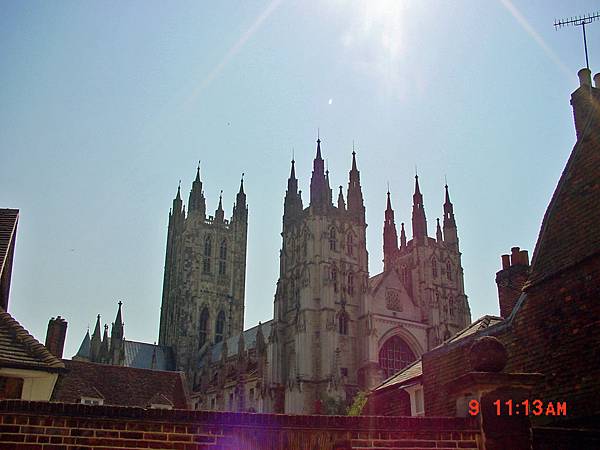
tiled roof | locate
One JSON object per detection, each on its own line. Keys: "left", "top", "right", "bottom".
{"left": 376, "top": 360, "right": 422, "bottom": 391}
{"left": 73, "top": 334, "right": 175, "bottom": 371}
{"left": 0, "top": 209, "right": 18, "bottom": 276}
{"left": 0, "top": 209, "right": 19, "bottom": 311}
{"left": 526, "top": 84, "right": 600, "bottom": 287}
{"left": 0, "top": 311, "right": 65, "bottom": 371}
{"left": 203, "top": 320, "right": 272, "bottom": 366}
{"left": 445, "top": 315, "right": 504, "bottom": 345}
{"left": 52, "top": 359, "right": 189, "bottom": 409}
{"left": 124, "top": 340, "right": 175, "bottom": 371}
{"left": 373, "top": 315, "right": 503, "bottom": 391}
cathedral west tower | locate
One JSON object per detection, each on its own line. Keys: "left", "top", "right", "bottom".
{"left": 268, "top": 139, "right": 369, "bottom": 413}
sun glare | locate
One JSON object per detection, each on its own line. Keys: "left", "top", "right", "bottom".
{"left": 329, "top": 0, "right": 410, "bottom": 92}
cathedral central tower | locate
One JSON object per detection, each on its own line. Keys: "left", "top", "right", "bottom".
{"left": 159, "top": 167, "right": 248, "bottom": 382}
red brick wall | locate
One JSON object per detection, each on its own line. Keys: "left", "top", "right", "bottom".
{"left": 0, "top": 400, "right": 481, "bottom": 450}
{"left": 423, "top": 255, "right": 600, "bottom": 426}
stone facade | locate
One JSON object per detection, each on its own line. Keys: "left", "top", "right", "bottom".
{"left": 73, "top": 140, "right": 471, "bottom": 415}
{"left": 159, "top": 168, "right": 248, "bottom": 380}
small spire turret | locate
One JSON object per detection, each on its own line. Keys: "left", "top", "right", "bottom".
{"left": 443, "top": 183, "right": 458, "bottom": 249}
{"left": 337, "top": 186, "right": 346, "bottom": 210}
{"left": 436, "top": 218, "right": 443, "bottom": 242}
{"left": 233, "top": 173, "right": 248, "bottom": 222}
{"left": 383, "top": 190, "right": 398, "bottom": 270}
{"left": 310, "top": 137, "right": 329, "bottom": 211}
{"left": 400, "top": 222, "right": 407, "bottom": 249}
{"left": 188, "top": 164, "right": 206, "bottom": 217}
{"left": 215, "top": 190, "right": 225, "bottom": 223}
{"left": 411, "top": 174, "right": 428, "bottom": 242}
{"left": 346, "top": 149, "right": 365, "bottom": 222}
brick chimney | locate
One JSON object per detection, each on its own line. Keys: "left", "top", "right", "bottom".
{"left": 495, "top": 247, "right": 529, "bottom": 318}
{"left": 45, "top": 316, "right": 68, "bottom": 359}
{"left": 571, "top": 68, "right": 600, "bottom": 141}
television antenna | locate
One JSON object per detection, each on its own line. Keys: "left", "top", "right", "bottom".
{"left": 554, "top": 12, "right": 600, "bottom": 70}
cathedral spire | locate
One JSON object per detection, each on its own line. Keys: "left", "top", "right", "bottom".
{"left": 443, "top": 183, "right": 458, "bottom": 249}
{"left": 215, "top": 190, "right": 225, "bottom": 223}
{"left": 436, "top": 218, "right": 443, "bottom": 242}
{"left": 111, "top": 301, "right": 124, "bottom": 340}
{"left": 411, "top": 174, "right": 428, "bottom": 242}
{"left": 188, "top": 164, "right": 206, "bottom": 217}
{"left": 337, "top": 186, "right": 346, "bottom": 210}
{"left": 172, "top": 182, "right": 183, "bottom": 214}
{"left": 233, "top": 173, "right": 247, "bottom": 221}
{"left": 284, "top": 161, "right": 302, "bottom": 226}
{"left": 400, "top": 222, "right": 407, "bottom": 248}
{"left": 99, "top": 324, "right": 109, "bottom": 363}
{"left": 310, "top": 137, "right": 328, "bottom": 211}
{"left": 90, "top": 314, "right": 102, "bottom": 361}
{"left": 346, "top": 149, "right": 365, "bottom": 222}
{"left": 383, "top": 190, "right": 398, "bottom": 271}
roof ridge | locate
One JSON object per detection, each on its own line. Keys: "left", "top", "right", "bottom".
{"left": 0, "top": 311, "right": 64, "bottom": 369}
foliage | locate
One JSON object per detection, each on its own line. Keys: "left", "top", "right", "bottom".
{"left": 346, "top": 390, "right": 369, "bottom": 416}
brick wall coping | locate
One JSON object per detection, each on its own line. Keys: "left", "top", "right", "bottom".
{"left": 0, "top": 400, "right": 479, "bottom": 431}
{"left": 445, "top": 371, "right": 544, "bottom": 395}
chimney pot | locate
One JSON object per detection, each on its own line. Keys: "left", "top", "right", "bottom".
{"left": 510, "top": 246, "right": 520, "bottom": 266}
{"left": 594, "top": 73, "right": 600, "bottom": 89}
{"left": 578, "top": 68, "right": 592, "bottom": 87}
{"left": 501, "top": 254, "right": 511, "bottom": 269}
{"left": 45, "top": 316, "right": 68, "bottom": 359}
{"left": 519, "top": 250, "right": 529, "bottom": 266}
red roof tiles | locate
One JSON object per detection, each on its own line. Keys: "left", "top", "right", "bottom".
{"left": 52, "top": 359, "right": 190, "bottom": 409}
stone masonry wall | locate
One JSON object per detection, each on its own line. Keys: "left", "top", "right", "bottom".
{"left": 0, "top": 400, "right": 481, "bottom": 450}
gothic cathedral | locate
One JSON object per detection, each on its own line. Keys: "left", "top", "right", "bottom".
{"left": 75, "top": 138, "right": 471, "bottom": 414}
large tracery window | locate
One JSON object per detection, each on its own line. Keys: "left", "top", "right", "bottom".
{"left": 219, "top": 240, "right": 227, "bottom": 275}
{"left": 346, "top": 233, "right": 353, "bottom": 256}
{"left": 215, "top": 311, "right": 225, "bottom": 343}
{"left": 378, "top": 336, "right": 417, "bottom": 378}
{"left": 203, "top": 236, "right": 212, "bottom": 274}
{"left": 329, "top": 228, "right": 337, "bottom": 251}
{"left": 198, "top": 308, "right": 209, "bottom": 349}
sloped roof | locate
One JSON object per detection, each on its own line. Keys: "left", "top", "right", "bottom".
{"left": 124, "top": 340, "right": 175, "bottom": 371}
{"left": 73, "top": 334, "right": 175, "bottom": 371}
{"left": 0, "top": 209, "right": 18, "bottom": 276}
{"left": 372, "top": 315, "right": 503, "bottom": 392}
{"left": 376, "top": 360, "right": 422, "bottom": 391}
{"left": 0, "top": 209, "right": 19, "bottom": 311}
{"left": 52, "top": 359, "right": 189, "bottom": 409}
{"left": 526, "top": 84, "right": 600, "bottom": 287}
{"left": 0, "top": 311, "right": 65, "bottom": 371}
{"left": 202, "top": 320, "right": 272, "bottom": 366}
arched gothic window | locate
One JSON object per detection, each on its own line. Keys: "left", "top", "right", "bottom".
{"left": 378, "top": 336, "right": 417, "bottom": 378}
{"left": 432, "top": 258, "right": 438, "bottom": 278}
{"left": 331, "top": 267, "right": 338, "bottom": 293}
{"left": 198, "top": 308, "right": 209, "bottom": 349}
{"left": 204, "top": 236, "right": 212, "bottom": 256}
{"left": 339, "top": 311, "right": 348, "bottom": 335}
{"left": 401, "top": 266, "right": 408, "bottom": 285}
{"left": 329, "top": 228, "right": 337, "bottom": 251}
{"left": 219, "top": 240, "right": 227, "bottom": 275}
{"left": 346, "top": 233, "right": 353, "bottom": 256}
{"left": 203, "top": 236, "right": 212, "bottom": 273}
{"left": 449, "top": 296, "right": 455, "bottom": 316}
{"left": 215, "top": 311, "right": 225, "bottom": 343}
{"left": 446, "top": 260, "right": 452, "bottom": 280}
{"left": 347, "top": 273, "right": 354, "bottom": 295}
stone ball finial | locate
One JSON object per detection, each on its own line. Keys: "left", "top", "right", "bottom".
{"left": 469, "top": 336, "right": 508, "bottom": 372}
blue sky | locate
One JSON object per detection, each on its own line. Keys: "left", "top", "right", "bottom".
{"left": 1, "top": 0, "right": 598, "bottom": 358}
